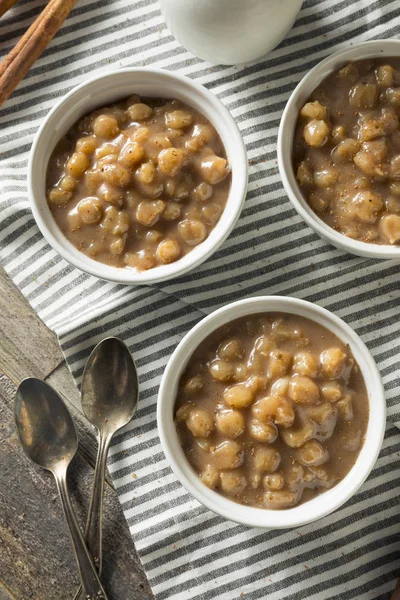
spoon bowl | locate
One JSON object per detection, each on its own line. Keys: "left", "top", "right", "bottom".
{"left": 15, "top": 377, "right": 78, "bottom": 474}
{"left": 15, "top": 378, "right": 108, "bottom": 599}
{"left": 81, "top": 336, "right": 139, "bottom": 435}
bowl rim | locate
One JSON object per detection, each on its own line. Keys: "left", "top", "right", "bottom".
{"left": 28, "top": 67, "right": 248, "bottom": 285}
{"left": 277, "top": 38, "right": 400, "bottom": 259}
{"left": 157, "top": 295, "right": 386, "bottom": 529}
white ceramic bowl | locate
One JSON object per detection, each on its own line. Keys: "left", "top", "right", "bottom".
{"left": 278, "top": 39, "right": 400, "bottom": 259}
{"left": 160, "top": 0, "right": 303, "bottom": 65}
{"left": 28, "top": 68, "right": 247, "bottom": 285}
{"left": 157, "top": 296, "right": 386, "bottom": 529}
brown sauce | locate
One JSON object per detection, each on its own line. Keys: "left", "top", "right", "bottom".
{"left": 175, "top": 313, "right": 369, "bottom": 510}
{"left": 46, "top": 95, "right": 231, "bottom": 270}
{"left": 293, "top": 58, "right": 400, "bottom": 245}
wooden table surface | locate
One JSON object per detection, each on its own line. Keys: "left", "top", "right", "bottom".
{"left": 0, "top": 265, "right": 153, "bottom": 600}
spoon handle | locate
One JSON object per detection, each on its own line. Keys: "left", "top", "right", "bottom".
{"left": 74, "top": 432, "right": 111, "bottom": 600}
{"left": 55, "top": 471, "right": 108, "bottom": 600}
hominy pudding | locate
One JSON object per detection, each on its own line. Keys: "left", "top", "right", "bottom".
{"left": 174, "top": 313, "right": 368, "bottom": 510}
{"left": 293, "top": 58, "right": 400, "bottom": 245}
{"left": 46, "top": 96, "right": 231, "bottom": 270}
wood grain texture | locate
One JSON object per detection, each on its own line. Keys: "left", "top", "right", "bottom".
{"left": 0, "top": 265, "right": 106, "bottom": 476}
{"left": 0, "top": 271, "right": 61, "bottom": 384}
{"left": 0, "top": 266, "right": 153, "bottom": 600}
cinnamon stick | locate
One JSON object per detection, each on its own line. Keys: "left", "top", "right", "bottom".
{"left": 0, "top": 1, "right": 49, "bottom": 80}
{"left": 0, "top": 0, "right": 19, "bottom": 18}
{"left": 391, "top": 577, "right": 400, "bottom": 600}
{"left": 0, "top": 0, "right": 79, "bottom": 107}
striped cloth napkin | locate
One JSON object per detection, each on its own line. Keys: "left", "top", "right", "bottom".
{"left": 1, "top": 0, "right": 400, "bottom": 598}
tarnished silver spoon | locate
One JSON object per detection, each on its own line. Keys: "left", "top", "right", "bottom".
{"left": 74, "top": 337, "right": 139, "bottom": 600}
{"left": 15, "top": 378, "right": 108, "bottom": 600}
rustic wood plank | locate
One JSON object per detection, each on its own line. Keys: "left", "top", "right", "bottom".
{"left": 0, "top": 266, "right": 153, "bottom": 599}
{"left": 0, "top": 328, "right": 113, "bottom": 484}
{"left": 0, "top": 374, "right": 153, "bottom": 600}
{"left": 0, "top": 267, "right": 62, "bottom": 384}
{"left": 0, "top": 265, "right": 118, "bottom": 476}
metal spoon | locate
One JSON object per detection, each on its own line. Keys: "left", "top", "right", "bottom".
{"left": 74, "top": 337, "right": 139, "bottom": 600}
{"left": 15, "top": 378, "right": 108, "bottom": 600}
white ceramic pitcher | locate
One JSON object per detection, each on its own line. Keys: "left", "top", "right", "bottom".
{"left": 160, "top": 0, "right": 304, "bottom": 65}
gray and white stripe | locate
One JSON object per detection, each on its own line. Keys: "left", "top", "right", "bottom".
{"left": 1, "top": 0, "right": 400, "bottom": 598}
